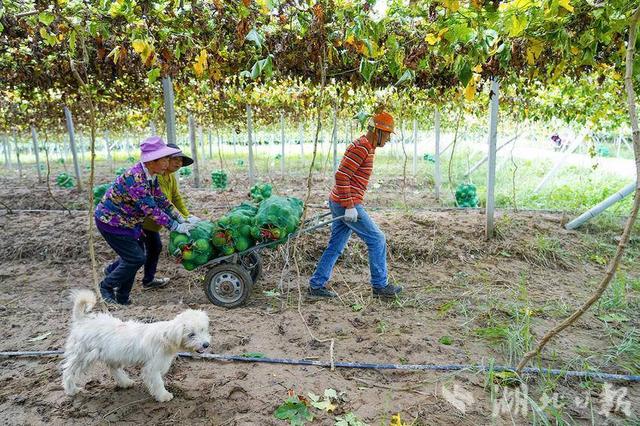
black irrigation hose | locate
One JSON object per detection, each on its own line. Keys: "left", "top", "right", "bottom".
{"left": 2, "top": 350, "right": 639, "bottom": 382}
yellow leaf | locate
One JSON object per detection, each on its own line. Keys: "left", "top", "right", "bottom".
{"left": 570, "top": 46, "right": 579, "bottom": 55}
{"left": 508, "top": 14, "right": 527, "bottom": 37}
{"left": 464, "top": 79, "right": 476, "bottom": 101}
{"left": 345, "top": 34, "right": 355, "bottom": 46}
{"left": 425, "top": 33, "right": 438, "bottom": 45}
{"left": 558, "top": 0, "right": 574, "bottom": 12}
{"left": 526, "top": 39, "right": 544, "bottom": 64}
{"left": 390, "top": 413, "right": 408, "bottom": 426}
{"left": 438, "top": 28, "right": 449, "bottom": 37}
{"left": 193, "top": 49, "right": 208, "bottom": 77}
{"left": 132, "top": 39, "right": 146, "bottom": 54}
{"left": 442, "top": 0, "right": 460, "bottom": 12}
{"left": 473, "top": 64, "right": 483, "bottom": 73}
{"left": 106, "top": 46, "right": 121, "bottom": 64}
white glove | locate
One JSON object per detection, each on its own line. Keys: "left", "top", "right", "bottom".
{"left": 187, "top": 215, "right": 201, "bottom": 224}
{"left": 344, "top": 207, "right": 358, "bottom": 222}
{"left": 172, "top": 222, "right": 194, "bottom": 235}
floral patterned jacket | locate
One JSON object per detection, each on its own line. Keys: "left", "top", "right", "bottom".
{"left": 95, "top": 162, "right": 178, "bottom": 238}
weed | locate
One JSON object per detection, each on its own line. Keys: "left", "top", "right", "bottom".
{"left": 376, "top": 320, "right": 389, "bottom": 335}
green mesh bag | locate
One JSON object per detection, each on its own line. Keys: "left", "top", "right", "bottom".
{"left": 254, "top": 195, "right": 303, "bottom": 241}
{"left": 92, "top": 183, "right": 111, "bottom": 207}
{"left": 212, "top": 203, "right": 259, "bottom": 255}
{"left": 56, "top": 172, "right": 75, "bottom": 189}
{"left": 249, "top": 183, "right": 272, "bottom": 202}
{"left": 211, "top": 170, "right": 228, "bottom": 189}
{"left": 455, "top": 183, "right": 479, "bottom": 208}
{"left": 169, "top": 220, "right": 216, "bottom": 271}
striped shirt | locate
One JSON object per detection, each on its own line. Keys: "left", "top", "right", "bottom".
{"left": 330, "top": 136, "right": 375, "bottom": 208}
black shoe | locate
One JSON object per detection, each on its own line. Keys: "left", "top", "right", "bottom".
{"left": 115, "top": 297, "right": 133, "bottom": 306}
{"left": 308, "top": 287, "right": 337, "bottom": 298}
{"left": 142, "top": 278, "right": 170, "bottom": 290}
{"left": 372, "top": 284, "right": 403, "bottom": 298}
{"left": 100, "top": 286, "right": 116, "bottom": 303}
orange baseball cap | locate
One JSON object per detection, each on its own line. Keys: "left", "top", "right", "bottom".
{"left": 371, "top": 112, "right": 395, "bottom": 134}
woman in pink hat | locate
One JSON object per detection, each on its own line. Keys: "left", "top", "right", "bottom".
{"left": 94, "top": 136, "right": 194, "bottom": 305}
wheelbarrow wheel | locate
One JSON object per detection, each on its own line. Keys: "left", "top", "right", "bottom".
{"left": 203, "top": 264, "right": 253, "bottom": 308}
{"left": 240, "top": 252, "right": 262, "bottom": 283}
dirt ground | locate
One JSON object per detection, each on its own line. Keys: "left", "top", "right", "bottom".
{"left": 1, "top": 169, "right": 639, "bottom": 425}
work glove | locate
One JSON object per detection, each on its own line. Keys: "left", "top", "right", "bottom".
{"left": 172, "top": 221, "right": 194, "bottom": 235}
{"left": 344, "top": 207, "right": 358, "bottom": 223}
{"left": 187, "top": 215, "right": 201, "bottom": 224}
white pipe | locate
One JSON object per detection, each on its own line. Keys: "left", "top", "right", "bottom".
{"left": 464, "top": 134, "right": 518, "bottom": 179}
{"left": 3, "top": 134, "right": 11, "bottom": 167}
{"left": 30, "top": 126, "right": 42, "bottom": 183}
{"left": 331, "top": 108, "right": 338, "bottom": 174}
{"left": 412, "top": 119, "right": 418, "bottom": 176}
{"left": 63, "top": 106, "right": 82, "bottom": 190}
{"left": 485, "top": 79, "right": 500, "bottom": 239}
{"left": 162, "top": 77, "right": 177, "bottom": 146}
{"left": 281, "top": 113, "right": 286, "bottom": 176}
{"left": 246, "top": 104, "right": 256, "bottom": 186}
{"left": 434, "top": 110, "right": 441, "bottom": 201}
{"left": 188, "top": 114, "right": 200, "bottom": 188}
{"left": 534, "top": 132, "right": 585, "bottom": 193}
{"left": 565, "top": 182, "right": 636, "bottom": 230}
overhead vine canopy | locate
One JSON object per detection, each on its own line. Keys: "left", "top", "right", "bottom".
{"left": 0, "top": 0, "right": 637, "bottom": 131}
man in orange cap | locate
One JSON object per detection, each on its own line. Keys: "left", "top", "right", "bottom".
{"left": 309, "top": 111, "right": 403, "bottom": 298}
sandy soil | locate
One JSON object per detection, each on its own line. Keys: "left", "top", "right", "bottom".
{"left": 0, "top": 172, "right": 639, "bottom": 425}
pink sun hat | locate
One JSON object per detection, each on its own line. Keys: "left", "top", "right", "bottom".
{"left": 140, "top": 136, "right": 181, "bottom": 162}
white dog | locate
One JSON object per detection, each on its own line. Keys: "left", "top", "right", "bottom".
{"left": 62, "top": 289, "right": 210, "bottom": 402}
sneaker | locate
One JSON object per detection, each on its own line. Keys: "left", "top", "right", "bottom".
{"left": 308, "top": 287, "right": 337, "bottom": 298}
{"left": 142, "top": 277, "right": 170, "bottom": 290}
{"left": 116, "top": 298, "right": 132, "bottom": 306}
{"left": 100, "top": 285, "right": 116, "bottom": 303}
{"left": 372, "top": 283, "right": 403, "bottom": 298}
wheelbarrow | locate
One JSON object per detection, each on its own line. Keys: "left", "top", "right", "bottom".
{"left": 197, "top": 212, "right": 343, "bottom": 308}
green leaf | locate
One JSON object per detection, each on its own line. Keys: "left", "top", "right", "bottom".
{"left": 147, "top": 68, "right": 161, "bottom": 84}
{"left": 68, "top": 30, "right": 77, "bottom": 53}
{"left": 245, "top": 29, "right": 264, "bottom": 50}
{"left": 395, "top": 69, "right": 414, "bottom": 86}
{"left": 324, "top": 388, "right": 338, "bottom": 400}
{"left": 38, "top": 12, "right": 55, "bottom": 26}
{"left": 445, "top": 23, "right": 476, "bottom": 44}
{"left": 508, "top": 14, "right": 528, "bottom": 37}
{"left": 359, "top": 58, "right": 377, "bottom": 83}
{"left": 457, "top": 61, "right": 472, "bottom": 86}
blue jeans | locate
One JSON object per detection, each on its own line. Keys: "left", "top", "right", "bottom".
{"left": 99, "top": 228, "right": 146, "bottom": 303}
{"left": 105, "top": 231, "right": 162, "bottom": 285}
{"left": 310, "top": 200, "right": 388, "bottom": 289}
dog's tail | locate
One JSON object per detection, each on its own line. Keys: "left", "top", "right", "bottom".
{"left": 70, "top": 289, "right": 97, "bottom": 321}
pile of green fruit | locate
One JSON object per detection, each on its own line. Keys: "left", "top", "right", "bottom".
{"left": 92, "top": 183, "right": 111, "bottom": 207}
{"left": 56, "top": 172, "right": 75, "bottom": 189}
{"left": 211, "top": 170, "right": 228, "bottom": 189}
{"left": 249, "top": 183, "right": 272, "bottom": 202}
{"left": 179, "top": 167, "right": 192, "bottom": 177}
{"left": 168, "top": 221, "right": 215, "bottom": 271}
{"left": 169, "top": 182, "right": 304, "bottom": 271}
{"left": 455, "top": 183, "right": 479, "bottom": 208}
{"left": 254, "top": 196, "right": 303, "bottom": 241}
{"left": 212, "top": 203, "right": 260, "bottom": 255}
